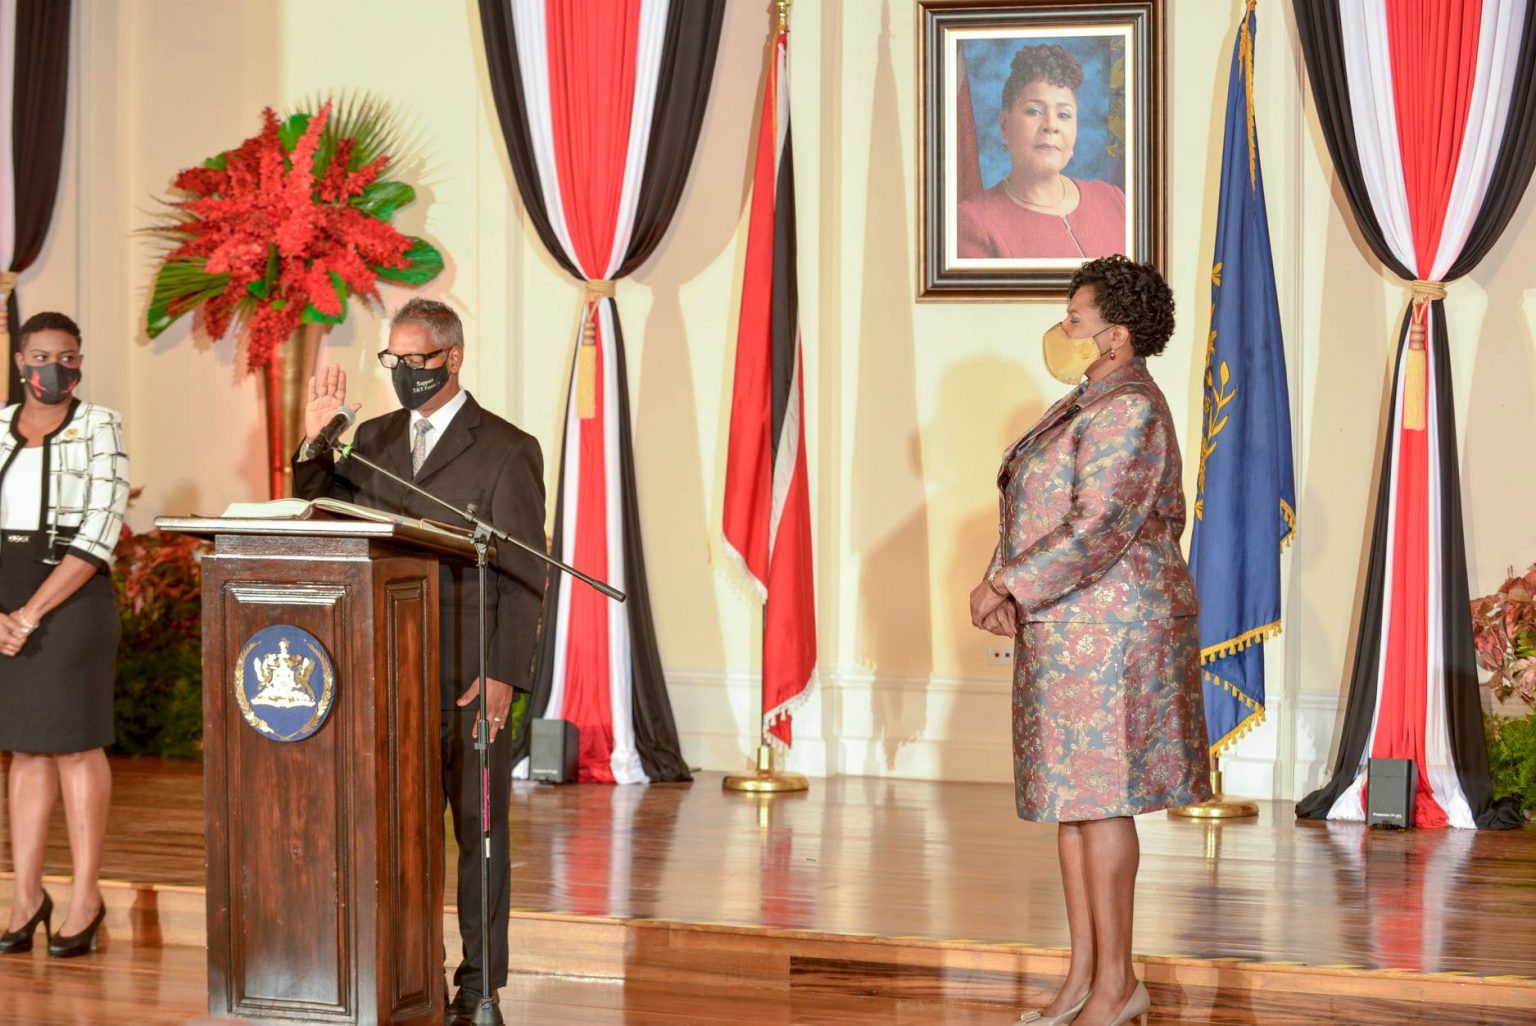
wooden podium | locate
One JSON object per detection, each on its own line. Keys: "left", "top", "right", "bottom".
{"left": 160, "top": 516, "right": 478, "bottom": 1026}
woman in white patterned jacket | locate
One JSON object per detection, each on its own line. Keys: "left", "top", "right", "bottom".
{"left": 0, "top": 312, "right": 130, "bottom": 959}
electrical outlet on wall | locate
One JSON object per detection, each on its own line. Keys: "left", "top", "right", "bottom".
{"left": 986, "top": 641, "right": 1013, "bottom": 666}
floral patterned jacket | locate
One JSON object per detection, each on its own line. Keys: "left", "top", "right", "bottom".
{"left": 990, "top": 358, "right": 1198, "bottom": 623}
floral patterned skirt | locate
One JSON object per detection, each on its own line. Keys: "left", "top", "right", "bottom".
{"left": 1012, "top": 617, "right": 1211, "bottom": 822}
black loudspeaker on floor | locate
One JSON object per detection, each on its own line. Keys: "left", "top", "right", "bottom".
{"left": 529, "top": 718, "right": 580, "bottom": 784}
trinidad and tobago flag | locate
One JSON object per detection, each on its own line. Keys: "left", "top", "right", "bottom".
{"left": 723, "top": 19, "right": 816, "bottom": 751}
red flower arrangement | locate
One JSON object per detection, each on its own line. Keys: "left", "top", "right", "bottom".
{"left": 1471, "top": 563, "right": 1536, "bottom": 706}
{"left": 146, "top": 96, "right": 441, "bottom": 370}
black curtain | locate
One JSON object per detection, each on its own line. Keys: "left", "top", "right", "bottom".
{"left": 615, "top": 0, "right": 725, "bottom": 276}
{"left": 1291, "top": 1, "right": 1536, "bottom": 828}
{"left": 477, "top": 0, "right": 578, "bottom": 280}
{"left": 1295, "top": 308, "right": 1521, "bottom": 828}
{"left": 481, "top": 0, "right": 724, "bottom": 782}
{"left": 5, "top": 0, "right": 72, "bottom": 400}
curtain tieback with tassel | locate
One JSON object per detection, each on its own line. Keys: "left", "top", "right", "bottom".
{"left": 577, "top": 280, "right": 617, "bottom": 419}
{"left": 1403, "top": 279, "right": 1445, "bottom": 432}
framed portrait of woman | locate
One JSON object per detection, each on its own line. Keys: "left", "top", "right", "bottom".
{"left": 918, "top": 0, "right": 1165, "bottom": 300}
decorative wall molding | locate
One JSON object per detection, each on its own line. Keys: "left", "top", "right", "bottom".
{"left": 663, "top": 668, "right": 1346, "bottom": 799}
{"left": 668, "top": 666, "right": 1022, "bottom": 783}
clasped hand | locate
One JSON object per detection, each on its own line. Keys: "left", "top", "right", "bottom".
{"left": 0, "top": 612, "right": 36, "bottom": 657}
{"left": 969, "top": 577, "right": 1018, "bottom": 638}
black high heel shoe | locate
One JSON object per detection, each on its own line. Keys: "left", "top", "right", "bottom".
{"left": 47, "top": 902, "right": 105, "bottom": 958}
{"left": 0, "top": 890, "right": 54, "bottom": 953}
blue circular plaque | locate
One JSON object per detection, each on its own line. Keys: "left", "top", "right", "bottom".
{"left": 234, "top": 625, "right": 337, "bottom": 742}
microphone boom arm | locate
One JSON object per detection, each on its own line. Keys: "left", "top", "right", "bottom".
{"left": 332, "top": 441, "right": 625, "bottom": 603}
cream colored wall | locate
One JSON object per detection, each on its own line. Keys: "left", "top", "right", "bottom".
{"left": 27, "top": 1, "right": 1536, "bottom": 794}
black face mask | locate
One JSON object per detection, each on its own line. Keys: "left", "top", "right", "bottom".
{"left": 391, "top": 362, "right": 449, "bottom": 411}
{"left": 22, "top": 363, "right": 82, "bottom": 406}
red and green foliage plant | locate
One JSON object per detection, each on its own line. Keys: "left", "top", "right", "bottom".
{"left": 146, "top": 94, "right": 442, "bottom": 370}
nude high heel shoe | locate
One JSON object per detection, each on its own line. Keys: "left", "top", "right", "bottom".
{"left": 1104, "top": 981, "right": 1150, "bottom": 1026}
{"left": 1018, "top": 992, "right": 1088, "bottom": 1024}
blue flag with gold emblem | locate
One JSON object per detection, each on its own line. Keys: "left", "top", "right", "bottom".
{"left": 1188, "top": 4, "right": 1295, "bottom": 756}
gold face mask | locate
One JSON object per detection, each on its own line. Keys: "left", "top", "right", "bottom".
{"left": 1041, "top": 323, "right": 1104, "bottom": 385}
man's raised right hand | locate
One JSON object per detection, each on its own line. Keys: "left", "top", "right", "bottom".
{"left": 304, "top": 364, "right": 362, "bottom": 448}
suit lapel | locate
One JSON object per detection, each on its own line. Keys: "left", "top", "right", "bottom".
{"left": 995, "top": 361, "right": 1157, "bottom": 488}
{"left": 362, "top": 410, "right": 413, "bottom": 508}
{"left": 999, "top": 389, "right": 1084, "bottom": 487}
{"left": 414, "top": 393, "right": 481, "bottom": 486}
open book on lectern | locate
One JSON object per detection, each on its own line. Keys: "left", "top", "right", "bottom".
{"left": 219, "top": 497, "right": 473, "bottom": 542}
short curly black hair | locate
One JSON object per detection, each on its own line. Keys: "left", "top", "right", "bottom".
{"left": 1001, "top": 44, "right": 1083, "bottom": 113}
{"left": 1068, "top": 255, "right": 1175, "bottom": 357}
{"left": 18, "top": 311, "right": 82, "bottom": 348}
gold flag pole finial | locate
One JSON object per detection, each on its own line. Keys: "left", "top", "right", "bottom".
{"left": 777, "top": 0, "right": 792, "bottom": 31}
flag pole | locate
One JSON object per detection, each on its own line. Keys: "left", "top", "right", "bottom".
{"left": 723, "top": 610, "right": 808, "bottom": 793}
{"left": 1170, "top": 0, "right": 1272, "bottom": 824}
{"left": 723, "top": 0, "right": 808, "bottom": 797}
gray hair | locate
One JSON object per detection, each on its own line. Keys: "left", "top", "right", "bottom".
{"left": 391, "top": 297, "right": 464, "bottom": 349}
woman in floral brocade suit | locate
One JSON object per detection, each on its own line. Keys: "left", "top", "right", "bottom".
{"left": 970, "top": 256, "right": 1209, "bottom": 1026}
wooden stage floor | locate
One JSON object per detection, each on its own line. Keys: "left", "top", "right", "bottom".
{"left": 3, "top": 755, "right": 1536, "bottom": 1024}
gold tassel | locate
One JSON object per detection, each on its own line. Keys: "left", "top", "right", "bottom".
{"left": 576, "top": 281, "right": 616, "bottom": 421}
{"left": 576, "top": 344, "right": 597, "bottom": 420}
{"left": 1403, "top": 346, "right": 1426, "bottom": 431}
{"left": 1402, "top": 279, "right": 1440, "bottom": 433}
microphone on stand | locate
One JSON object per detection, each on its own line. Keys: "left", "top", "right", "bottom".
{"left": 303, "top": 406, "right": 358, "bottom": 460}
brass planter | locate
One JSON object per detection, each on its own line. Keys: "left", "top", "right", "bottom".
{"left": 259, "top": 323, "right": 327, "bottom": 499}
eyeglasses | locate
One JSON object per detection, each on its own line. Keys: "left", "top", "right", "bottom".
{"left": 377, "top": 347, "right": 451, "bottom": 370}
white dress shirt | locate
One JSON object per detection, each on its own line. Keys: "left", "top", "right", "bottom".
{"left": 409, "top": 387, "right": 469, "bottom": 467}
{"left": 0, "top": 446, "right": 43, "bottom": 531}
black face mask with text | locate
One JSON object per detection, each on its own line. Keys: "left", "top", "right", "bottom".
{"left": 22, "top": 363, "right": 82, "bottom": 406}
{"left": 391, "top": 362, "right": 449, "bottom": 411}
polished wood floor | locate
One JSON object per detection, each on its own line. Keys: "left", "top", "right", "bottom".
{"left": 502, "top": 771, "right": 1536, "bottom": 979}
{"left": 0, "top": 943, "right": 1019, "bottom": 1026}
{"left": 3, "top": 755, "right": 1536, "bottom": 1024}
{"left": 1, "top": 941, "right": 1524, "bottom": 1026}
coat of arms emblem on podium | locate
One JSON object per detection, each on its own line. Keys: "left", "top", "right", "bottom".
{"left": 234, "top": 626, "right": 337, "bottom": 742}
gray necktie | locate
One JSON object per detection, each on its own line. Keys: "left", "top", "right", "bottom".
{"left": 411, "top": 419, "right": 433, "bottom": 476}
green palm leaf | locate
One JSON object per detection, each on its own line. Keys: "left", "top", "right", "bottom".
{"left": 146, "top": 259, "right": 231, "bottom": 338}
{"left": 284, "top": 90, "right": 423, "bottom": 177}
{"left": 353, "top": 180, "right": 416, "bottom": 220}
{"left": 375, "top": 237, "right": 443, "bottom": 286}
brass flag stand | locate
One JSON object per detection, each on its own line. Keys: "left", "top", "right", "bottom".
{"left": 1169, "top": 755, "right": 1258, "bottom": 819}
{"left": 723, "top": 740, "right": 808, "bottom": 794}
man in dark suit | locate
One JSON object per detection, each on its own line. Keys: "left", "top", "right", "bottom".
{"left": 294, "top": 298, "right": 545, "bottom": 1024}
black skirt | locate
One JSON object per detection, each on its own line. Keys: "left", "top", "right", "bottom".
{"left": 0, "top": 531, "right": 119, "bottom": 753}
